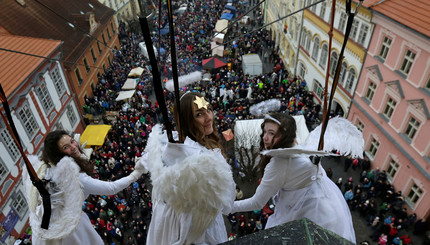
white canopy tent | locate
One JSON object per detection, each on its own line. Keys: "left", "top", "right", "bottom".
{"left": 212, "top": 33, "right": 225, "bottom": 44}
{"left": 211, "top": 42, "right": 224, "bottom": 57}
{"left": 128, "top": 67, "right": 144, "bottom": 77}
{"left": 115, "top": 90, "right": 136, "bottom": 101}
{"left": 242, "top": 54, "right": 263, "bottom": 76}
{"left": 122, "top": 78, "right": 138, "bottom": 90}
{"left": 215, "top": 19, "right": 229, "bottom": 34}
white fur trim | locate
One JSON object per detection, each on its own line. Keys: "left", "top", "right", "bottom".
{"left": 29, "top": 156, "right": 84, "bottom": 240}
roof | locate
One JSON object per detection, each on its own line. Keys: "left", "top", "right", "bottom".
{"left": 0, "top": 0, "right": 115, "bottom": 69}
{"left": 369, "top": 0, "right": 430, "bottom": 37}
{"left": 0, "top": 34, "right": 62, "bottom": 97}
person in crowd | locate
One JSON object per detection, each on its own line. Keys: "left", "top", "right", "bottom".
{"left": 230, "top": 113, "right": 356, "bottom": 243}
{"left": 25, "top": 130, "right": 146, "bottom": 244}
{"left": 140, "top": 92, "right": 236, "bottom": 244}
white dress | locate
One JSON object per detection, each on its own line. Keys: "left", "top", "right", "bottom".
{"left": 141, "top": 125, "right": 236, "bottom": 245}
{"left": 232, "top": 155, "right": 356, "bottom": 243}
{"left": 26, "top": 156, "right": 137, "bottom": 245}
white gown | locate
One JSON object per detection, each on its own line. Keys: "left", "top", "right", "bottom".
{"left": 141, "top": 125, "right": 236, "bottom": 245}
{"left": 232, "top": 155, "right": 356, "bottom": 243}
{"left": 26, "top": 156, "right": 137, "bottom": 245}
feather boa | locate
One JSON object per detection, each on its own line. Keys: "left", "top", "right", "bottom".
{"left": 249, "top": 99, "right": 281, "bottom": 116}
{"left": 27, "top": 156, "right": 84, "bottom": 240}
{"left": 145, "top": 125, "right": 235, "bottom": 244}
{"left": 165, "top": 71, "right": 202, "bottom": 91}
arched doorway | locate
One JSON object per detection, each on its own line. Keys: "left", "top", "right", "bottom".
{"left": 330, "top": 100, "right": 345, "bottom": 117}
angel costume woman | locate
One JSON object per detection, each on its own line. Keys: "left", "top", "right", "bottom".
{"left": 231, "top": 113, "right": 356, "bottom": 243}
{"left": 25, "top": 130, "right": 145, "bottom": 245}
{"left": 140, "top": 92, "right": 235, "bottom": 245}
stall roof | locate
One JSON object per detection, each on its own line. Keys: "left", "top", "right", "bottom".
{"left": 115, "top": 90, "right": 136, "bottom": 101}
{"left": 128, "top": 67, "right": 144, "bottom": 77}
{"left": 80, "top": 125, "right": 112, "bottom": 146}
{"left": 122, "top": 78, "right": 138, "bottom": 90}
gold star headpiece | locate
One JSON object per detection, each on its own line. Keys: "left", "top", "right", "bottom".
{"left": 193, "top": 96, "right": 209, "bottom": 109}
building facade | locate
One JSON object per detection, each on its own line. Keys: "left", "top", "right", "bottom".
{"left": 98, "top": 0, "right": 141, "bottom": 22}
{"left": 0, "top": 35, "right": 80, "bottom": 243}
{"left": 263, "top": 0, "right": 373, "bottom": 117}
{"left": 0, "top": 0, "right": 120, "bottom": 127}
{"left": 348, "top": 4, "right": 430, "bottom": 219}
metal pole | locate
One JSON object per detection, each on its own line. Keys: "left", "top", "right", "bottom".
{"left": 293, "top": 1, "right": 305, "bottom": 78}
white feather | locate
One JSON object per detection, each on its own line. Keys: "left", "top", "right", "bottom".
{"left": 249, "top": 99, "right": 281, "bottom": 116}
{"left": 262, "top": 146, "right": 336, "bottom": 157}
{"left": 303, "top": 116, "right": 364, "bottom": 158}
{"left": 165, "top": 71, "right": 202, "bottom": 91}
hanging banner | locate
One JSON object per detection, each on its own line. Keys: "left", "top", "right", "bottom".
{"left": 0, "top": 208, "right": 20, "bottom": 243}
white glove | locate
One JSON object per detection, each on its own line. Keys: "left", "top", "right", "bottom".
{"left": 129, "top": 158, "right": 148, "bottom": 181}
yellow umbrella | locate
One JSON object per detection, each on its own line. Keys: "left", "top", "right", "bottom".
{"left": 80, "top": 125, "right": 112, "bottom": 147}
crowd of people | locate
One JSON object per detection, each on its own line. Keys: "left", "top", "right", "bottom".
{"left": 333, "top": 157, "right": 430, "bottom": 245}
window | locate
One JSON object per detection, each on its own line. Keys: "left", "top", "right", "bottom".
{"left": 339, "top": 62, "right": 347, "bottom": 86}
{"left": 407, "top": 183, "right": 422, "bottom": 205}
{"left": 319, "top": 44, "right": 328, "bottom": 68}
{"left": 0, "top": 128, "right": 20, "bottom": 161}
{"left": 18, "top": 104, "right": 39, "bottom": 138}
{"left": 399, "top": 50, "right": 416, "bottom": 75}
{"left": 111, "top": 22, "right": 115, "bottom": 34}
{"left": 50, "top": 66, "right": 66, "bottom": 96}
{"left": 386, "top": 159, "right": 399, "bottom": 179}
{"left": 369, "top": 137, "right": 380, "bottom": 157}
{"left": 12, "top": 192, "right": 27, "bottom": 216}
{"left": 404, "top": 117, "right": 420, "bottom": 140}
{"left": 299, "top": 62, "right": 306, "bottom": 78}
{"left": 319, "top": 2, "right": 326, "bottom": 19}
{"left": 357, "top": 24, "right": 369, "bottom": 46}
{"left": 67, "top": 105, "right": 77, "bottom": 126}
{"left": 383, "top": 97, "right": 397, "bottom": 119}
{"left": 35, "top": 83, "right": 54, "bottom": 114}
{"left": 295, "top": 20, "right": 300, "bottom": 42}
{"left": 357, "top": 121, "right": 364, "bottom": 132}
{"left": 107, "top": 27, "right": 111, "bottom": 41}
{"left": 366, "top": 81, "right": 377, "bottom": 101}
{"left": 90, "top": 48, "right": 97, "bottom": 63}
{"left": 350, "top": 20, "right": 360, "bottom": 41}
{"left": 0, "top": 159, "right": 8, "bottom": 184}
{"left": 338, "top": 12, "right": 347, "bottom": 33}
{"left": 329, "top": 51, "right": 338, "bottom": 76}
{"left": 378, "top": 37, "right": 392, "bottom": 60}
{"left": 83, "top": 58, "right": 90, "bottom": 73}
{"left": 97, "top": 41, "right": 102, "bottom": 54}
{"left": 345, "top": 68, "right": 356, "bottom": 92}
{"left": 312, "top": 37, "right": 320, "bottom": 59}
{"left": 300, "top": 29, "right": 307, "bottom": 47}
{"left": 305, "top": 32, "right": 312, "bottom": 52}
{"left": 313, "top": 80, "right": 323, "bottom": 99}
{"left": 311, "top": 0, "right": 317, "bottom": 12}
{"left": 102, "top": 33, "right": 107, "bottom": 46}
{"left": 75, "top": 68, "right": 83, "bottom": 86}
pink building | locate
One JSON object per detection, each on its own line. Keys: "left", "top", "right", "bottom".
{"left": 348, "top": 1, "right": 430, "bottom": 220}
